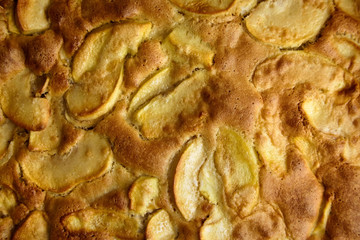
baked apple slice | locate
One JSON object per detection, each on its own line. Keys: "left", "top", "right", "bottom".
{"left": 66, "top": 22, "right": 152, "bottom": 121}
{"left": 146, "top": 209, "right": 176, "bottom": 240}
{"left": 18, "top": 131, "right": 113, "bottom": 193}
{"left": 129, "top": 176, "right": 160, "bottom": 216}
{"left": 215, "top": 127, "right": 259, "bottom": 216}
{"left": 334, "top": 0, "right": 360, "bottom": 20}
{"left": 62, "top": 208, "right": 141, "bottom": 239}
{"left": 12, "top": 211, "right": 48, "bottom": 240}
{"left": 133, "top": 70, "right": 208, "bottom": 139}
{"left": 0, "top": 69, "right": 51, "bottom": 131}
{"left": 200, "top": 206, "right": 232, "bottom": 240}
{"left": 245, "top": 0, "right": 331, "bottom": 47}
{"left": 174, "top": 137, "right": 206, "bottom": 221}
{"left": 0, "top": 119, "right": 15, "bottom": 159}
{"left": 0, "top": 185, "right": 17, "bottom": 217}
{"left": 16, "top": 0, "right": 50, "bottom": 34}
{"left": 169, "top": 0, "right": 251, "bottom": 14}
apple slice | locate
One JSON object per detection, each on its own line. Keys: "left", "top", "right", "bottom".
{"left": 245, "top": 0, "right": 331, "bottom": 47}
{"left": 200, "top": 206, "right": 232, "bottom": 240}
{"left": 0, "top": 119, "right": 15, "bottom": 159}
{"left": 18, "top": 131, "right": 113, "bottom": 193}
{"left": 310, "top": 196, "right": 333, "bottom": 239}
{"left": 0, "top": 185, "right": 17, "bottom": 217}
{"left": 62, "top": 208, "right": 141, "bottom": 239}
{"left": 334, "top": 0, "right": 360, "bottom": 20}
{"left": 169, "top": 0, "right": 244, "bottom": 14}
{"left": 165, "top": 27, "right": 214, "bottom": 67}
{"left": 67, "top": 22, "right": 152, "bottom": 121}
{"left": 292, "top": 136, "right": 319, "bottom": 172}
{"left": 302, "top": 91, "right": 357, "bottom": 136}
{"left": 16, "top": 0, "right": 50, "bottom": 34}
{"left": 128, "top": 68, "right": 171, "bottom": 114}
{"left": 199, "top": 155, "right": 223, "bottom": 204}
{"left": 174, "top": 137, "right": 206, "bottom": 221}
{"left": 215, "top": 127, "right": 259, "bottom": 216}
{"left": 0, "top": 69, "right": 50, "bottom": 131}
{"left": 146, "top": 209, "right": 176, "bottom": 240}
{"left": 12, "top": 211, "right": 48, "bottom": 240}
{"left": 129, "top": 176, "right": 160, "bottom": 216}
{"left": 133, "top": 70, "right": 208, "bottom": 139}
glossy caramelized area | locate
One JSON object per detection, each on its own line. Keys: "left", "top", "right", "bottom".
{"left": 0, "top": 0, "right": 360, "bottom": 239}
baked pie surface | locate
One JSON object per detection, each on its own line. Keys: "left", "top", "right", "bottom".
{"left": 0, "top": 0, "right": 360, "bottom": 239}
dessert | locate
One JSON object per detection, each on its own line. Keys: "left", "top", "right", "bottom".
{"left": 0, "top": 0, "right": 360, "bottom": 239}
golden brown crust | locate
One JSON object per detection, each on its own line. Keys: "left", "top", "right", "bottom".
{"left": 0, "top": 1, "right": 360, "bottom": 239}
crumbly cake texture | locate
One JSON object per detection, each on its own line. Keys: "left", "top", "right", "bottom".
{"left": 0, "top": 0, "right": 360, "bottom": 239}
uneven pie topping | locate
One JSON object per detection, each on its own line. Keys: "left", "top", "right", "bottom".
{"left": 18, "top": 131, "right": 113, "bottom": 193}
{"left": 0, "top": 69, "right": 51, "bottom": 131}
{"left": 66, "top": 22, "right": 152, "bottom": 122}
{"left": 16, "top": 0, "right": 50, "bottom": 34}
{"left": 245, "top": 0, "right": 331, "bottom": 48}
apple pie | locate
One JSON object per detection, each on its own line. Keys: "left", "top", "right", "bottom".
{"left": 0, "top": 0, "right": 360, "bottom": 239}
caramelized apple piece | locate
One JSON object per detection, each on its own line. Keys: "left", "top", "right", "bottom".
{"left": 16, "top": 0, "right": 50, "bottom": 34}
{"left": 67, "top": 22, "right": 152, "bottom": 121}
{"left": 293, "top": 136, "right": 319, "bottom": 172}
{"left": 200, "top": 206, "right": 232, "bottom": 240}
{"left": 174, "top": 137, "right": 206, "bottom": 221}
{"left": 18, "top": 131, "right": 113, "bottom": 193}
{"left": 129, "top": 176, "right": 159, "bottom": 216}
{"left": 12, "top": 211, "right": 49, "bottom": 240}
{"left": 134, "top": 70, "right": 208, "bottom": 139}
{"left": 245, "top": 0, "right": 331, "bottom": 47}
{"left": 215, "top": 127, "right": 259, "bottom": 216}
{"left": 1, "top": 69, "right": 50, "bottom": 131}
{"left": 146, "top": 209, "right": 176, "bottom": 240}
{"left": 62, "top": 208, "right": 141, "bottom": 239}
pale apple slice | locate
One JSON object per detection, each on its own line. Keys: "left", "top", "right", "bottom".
{"left": 174, "top": 137, "right": 206, "bottom": 221}
{"left": 16, "top": 0, "right": 50, "bottom": 34}
{"left": 169, "top": 0, "right": 250, "bottom": 14}
{"left": 0, "top": 119, "right": 15, "bottom": 159}
{"left": 215, "top": 127, "right": 259, "bottom": 216}
{"left": 302, "top": 91, "right": 357, "bottom": 136}
{"left": 67, "top": 22, "right": 152, "bottom": 121}
{"left": 0, "top": 185, "right": 17, "bottom": 216}
{"left": 245, "top": 0, "right": 331, "bottom": 47}
{"left": 334, "top": 0, "right": 360, "bottom": 20}
{"left": 65, "top": 62, "right": 124, "bottom": 121}
{"left": 18, "top": 131, "right": 113, "bottom": 193}
{"left": 133, "top": 70, "right": 208, "bottom": 139}
{"left": 165, "top": 27, "right": 214, "bottom": 67}
{"left": 128, "top": 68, "right": 171, "bottom": 114}
{"left": 129, "top": 176, "right": 160, "bottom": 216}
{"left": 199, "top": 155, "right": 223, "bottom": 204}
{"left": 200, "top": 206, "right": 232, "bottom": 240}
{"left": 12, "top": 211, "right": 48, "bottom": 240}
{"left": 146, "top": 209, "right": 176, "bottom": 240}
{"left": 310, "top": 196, "right": 333, "bottom": 239}
{"left": 62, "top": 208, "right": 141, "bottom": 239}
{"left": 0, "top": 69, "right": 50, "bottom": 131}
{"left": 292, "top": 136, "right": 319, "bottom": 172}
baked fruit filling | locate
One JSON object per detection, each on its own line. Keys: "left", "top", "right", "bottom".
{"left": 0, "top": 0, "right": 360, "bottom": 239}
